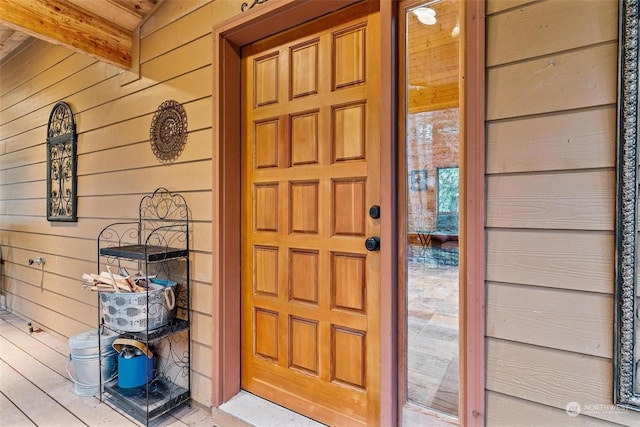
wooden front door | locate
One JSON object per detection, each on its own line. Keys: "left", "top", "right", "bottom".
{"left": 240, "top": 2, "right": 381, "bottom": 425}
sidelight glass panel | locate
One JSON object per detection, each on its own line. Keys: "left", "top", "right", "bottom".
{"left": 403, "top": 0, "right": 460, "bottom": 419}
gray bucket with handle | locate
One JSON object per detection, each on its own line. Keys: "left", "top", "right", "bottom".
{"left": 66, "top": 328, "right": 118, "bottom": 396}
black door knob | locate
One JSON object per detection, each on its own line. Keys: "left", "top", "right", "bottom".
{"left": 369, "top": 205, "right": 381, "bottom": 219}
{"left": 365, "top": 236, "right": 380, "bottom": 251}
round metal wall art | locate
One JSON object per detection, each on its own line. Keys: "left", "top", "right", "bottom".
{"left": 150, "top": 100, "right": 188, "bottom": 164}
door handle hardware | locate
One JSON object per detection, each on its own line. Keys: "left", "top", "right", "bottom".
{"left": 365, "top": 237, "right": 380, "bottom": 251}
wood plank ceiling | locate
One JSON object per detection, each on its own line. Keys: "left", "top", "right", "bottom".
{"left": 0, "top": 0, "right": 159, "bottom": 68}
{"left": 407, "top": 0, "right": 459, "bottom": 113}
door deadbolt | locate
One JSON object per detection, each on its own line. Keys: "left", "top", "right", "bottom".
{"left": 365, "top": 236, "right": 380, "bottom": 251}
{"left": 369, "top": 205, "right": 381, "bottom": 219}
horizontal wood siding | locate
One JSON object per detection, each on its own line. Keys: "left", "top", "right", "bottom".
{"left": 487, "top": 170, "right": 615, "bottom": 230}
{"left": 484, "top": 0, "right": 636, "bottom": 424}
{"left": 487, "top": 43, "right": 618, "bottom": 120}
{"left": 486, "top": 229, "right": 614, "bottom": 293}
{"left": 486, "top": 391, "right": 622, "bottom": 427}
{"left": 486, "top": 0, "right": 618, "bottom": 66}
{"left": 486, "top": 282, "right": 612, "bottom": 358}
{"left": 486, "top": 106, "right": 616, "bottom": 174}
{"left": 0, "top": 0, "right": 239, "bottom": 410}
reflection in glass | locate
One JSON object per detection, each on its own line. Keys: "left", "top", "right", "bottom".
{"left": 404, "top": 0, "right": 460, "bottom": 418}
{"left": 437, "top": 167, "right": 459, "bottom": 214}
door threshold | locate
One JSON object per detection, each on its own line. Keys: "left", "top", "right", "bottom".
{"left": 220, "top": 391, "right": 327, "bottom": 427}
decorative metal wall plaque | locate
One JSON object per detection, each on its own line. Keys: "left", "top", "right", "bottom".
{"left": 615, "top": 0, "right": 640, "bottom": 411}
{"left": 46, "top": 101, "right": 77, "bottom": 222}
{"left": 241, "top": 0, "right": 269, "bottom": 12}
{"left": 150, "top": 100, "right": 188, "bottom": 164}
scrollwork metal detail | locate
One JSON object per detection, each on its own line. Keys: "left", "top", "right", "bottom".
{"left": 615, "top": 0, "right": 640, "bottom": 409}
{"left": 48, "top": 102, "right": 73, "bottom": 138}
{"left": 241, "top": 0, "right": 268, "bottom": 12}
{"left": 47, "top": 101, "right": 77, "bottom": 222}
{"left": 150, "top": 100, "right": 188, "bottom": 164}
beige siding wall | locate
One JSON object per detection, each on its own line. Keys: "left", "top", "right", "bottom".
{"left": 0, "top": 0, "right": 240, "bottom": 409}
{"left": 485, "top": 0, "right": 640, "bottom": 425}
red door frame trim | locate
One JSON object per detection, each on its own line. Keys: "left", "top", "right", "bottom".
{"left": 379, "top": 1, "right": 399, "bottom": 425}
{"left": 211, "top": 3, "right": 396, "bottom": 426}
{"left": 461, "top": 1, "right": 486, "bottom": 425}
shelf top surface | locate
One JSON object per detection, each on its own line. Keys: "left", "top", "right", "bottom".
{"left": 99, "top": 245, "right": 188, "bottom": 261}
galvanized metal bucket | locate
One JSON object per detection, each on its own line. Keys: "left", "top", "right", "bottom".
{"left": 66, "top": 328, "right": 118, "bottom": 396}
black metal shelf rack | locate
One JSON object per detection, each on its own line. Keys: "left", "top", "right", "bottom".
{"left": 96, "top": 188, "right": 190, "bottom": 426}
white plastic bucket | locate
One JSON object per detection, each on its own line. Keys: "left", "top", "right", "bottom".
{"left": 66, "top": 328, "right": 118, "bottom": 396}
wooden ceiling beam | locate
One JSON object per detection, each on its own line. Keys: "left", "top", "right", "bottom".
{"left": 67, "top": 0, "right": 142, "bottom": 31}
{"left": 0, "top": 0, "right": 132, "bottom": 68}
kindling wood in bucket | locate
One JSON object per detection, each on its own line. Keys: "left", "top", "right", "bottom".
{"left": 81, "top": 271, "right": 177, "bottom": 333}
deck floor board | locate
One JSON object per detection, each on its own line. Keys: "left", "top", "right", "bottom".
{"left": 0, "top": 382, "right": 37, "bottom": 426}
{"left": 0, "top": 311, "right": 218, "bottom": 426}
{"left": 0, "top": 358, "right": 85, "bottom": 426}
{"left": 0, "top": 309, "right": 325, "bottom": 427}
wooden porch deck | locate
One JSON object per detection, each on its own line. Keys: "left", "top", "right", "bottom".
{"left": 0, "top": 310, "right": 247, "bottom": 427}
